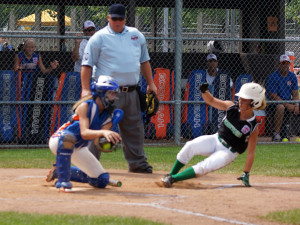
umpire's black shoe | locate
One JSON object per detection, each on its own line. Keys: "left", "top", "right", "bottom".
{"left": 129, "top": 165, "right": 153, "bottom": 174}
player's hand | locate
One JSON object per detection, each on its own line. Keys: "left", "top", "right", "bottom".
{"left": 199, "top": 82, "right": 209, "bottom": 93}
{"left": 237, "top": 172, "right": 251, "bottom": 187}
{"left": 102, "top": 130, "right": 122, "bottom": 144}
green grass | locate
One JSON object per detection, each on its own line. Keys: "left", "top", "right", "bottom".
{"left": 0, "top": 212, "right": 167, "bottom": 225}
{"left": 0, "top": 144, "right": 299, "bottom": 177}
{"left": 260, "top": 209, "right": 300, "bottom": 225}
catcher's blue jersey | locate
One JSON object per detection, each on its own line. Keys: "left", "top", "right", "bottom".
{"left": 53, "top": 99, "right": 111, "bottom": 148}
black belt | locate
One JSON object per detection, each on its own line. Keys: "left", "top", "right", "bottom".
{"left": 119, "top": 85, "right": 137, "bottom": 93}
{"left": 218, "top": 135, "right": 237, "bottom": 153}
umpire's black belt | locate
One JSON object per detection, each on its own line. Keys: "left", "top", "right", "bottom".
{"left": 218, "top": 135, "right": 237, "bottom": 153}
{"left": 119, "top": 85, "right": 137, "bottom": 93}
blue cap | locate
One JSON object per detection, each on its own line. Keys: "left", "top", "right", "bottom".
{"left": 109, "top": 4, "right": 126, "bottom": 18}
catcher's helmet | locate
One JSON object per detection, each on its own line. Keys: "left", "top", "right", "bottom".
{"left": 207, "top": 40, "right": 223, "bottom": 53}
{"left": 235, "top": 82, "right": 265, "bottom": 109}
{"left": 91, "top": 76, "right": 119, "bottom": 97}
{"left": 91, "top": 76, "right": 119, "bottom": 109}
{"left": 144, "top": 93, "right": 159, "bottom": 124}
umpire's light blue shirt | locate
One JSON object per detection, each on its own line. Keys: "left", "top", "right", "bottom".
{"left": 82, "top": 24, "right": 150, "bottom": 86}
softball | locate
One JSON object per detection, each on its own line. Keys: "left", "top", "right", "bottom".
{"left": 282, "top": 138, "right": 289, "bottom": 142}
{"left": 102, "top": 142, "right": 112, "bottom": 150}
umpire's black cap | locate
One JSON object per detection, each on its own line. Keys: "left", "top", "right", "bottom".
{"left": 109, "top": 4, "right": 126, "bottom": 18}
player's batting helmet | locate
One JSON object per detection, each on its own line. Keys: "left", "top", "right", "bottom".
{"left": 235, "top": 82, "right": 265, "bottom": 109}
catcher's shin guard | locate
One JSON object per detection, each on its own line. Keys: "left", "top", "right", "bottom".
{"left": 56, "top": 135, "right": 75, "bottom": 185}
{"left": 88, "top": 172, "right": 110, "bottom": 188}
{"left": 70, "top": 166, "right": 89, "bottom": 183}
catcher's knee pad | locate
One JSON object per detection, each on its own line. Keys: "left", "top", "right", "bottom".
{"left": 59, "top": 132, "right": 76, "bottom": 149}
{"left": 88, "top": 172, "right": 110, "bottom": 188}
{"left": 56, "top": 135, "right": 75, "bottom": 183}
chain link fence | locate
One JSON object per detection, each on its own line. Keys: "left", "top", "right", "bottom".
{"left": 0, "top": 0, "right": 299, "bottom": 148}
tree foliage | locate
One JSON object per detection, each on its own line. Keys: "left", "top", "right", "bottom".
{"left": 285, "top": 0, "right": 300, "bottom": 24}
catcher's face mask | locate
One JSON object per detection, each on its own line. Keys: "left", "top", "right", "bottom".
{"left": 101, "top": 90, "right": 119, "bottom": 109}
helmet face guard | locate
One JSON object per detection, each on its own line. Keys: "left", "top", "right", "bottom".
{"left": 91, "top": 75, "right": 119, "bottom": 109}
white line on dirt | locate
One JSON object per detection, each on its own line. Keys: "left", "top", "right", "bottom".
{"left": 0, "top": 197, "right": 257, "bottom": 225}
{"left": 212, "top": 182, "right": 300, "bottom": 190}
{"left": 13, "top": 176, "right": 45, "bottom": 180}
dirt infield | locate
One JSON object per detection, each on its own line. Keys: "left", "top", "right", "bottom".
{"left": 0, "top": 168, "right": 299, "bottom": 225}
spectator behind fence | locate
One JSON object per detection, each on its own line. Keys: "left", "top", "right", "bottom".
{"left": 203, "top": 53, "right": 234, "bottom": 134}
{"left": 266, "top": 54, "right": 299, "bottom": 142}
{"left": 0, "top": 37, "right": 14, "bottom": 51}
{"left": 81, "top": 3, "right": 157, "bottom": 173}
{"left": 14, "top": 39, "right": 59, "bottom": 73}
{"left": 72, "top": 20, "right": 96, "bottom": 73}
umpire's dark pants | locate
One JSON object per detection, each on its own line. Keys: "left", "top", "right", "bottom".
{"left": 114, "top": 89, "right": 150, "bottom": 170}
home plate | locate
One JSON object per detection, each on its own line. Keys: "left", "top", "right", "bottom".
{"left": 50, "top": 186, "right": 93, "bottom": 192}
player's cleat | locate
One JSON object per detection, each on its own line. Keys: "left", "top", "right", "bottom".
{"left": 161, "top": 174, "right": 175, "bottom": 188}
{"left": 46, "top": 166, "right": 57, "bottom": 182}
{"left": 295, "top": 138, "right": 300, "bottom": 142}
{"left": 55, "top": 181, "right": 73, "bottom": 193}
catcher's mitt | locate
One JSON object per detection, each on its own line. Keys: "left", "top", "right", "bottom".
{"left": 144, "top": 92, "right": 159, "bottom": 124}
{"left": 95, "top": 137, "right": 118, "bottom": 153}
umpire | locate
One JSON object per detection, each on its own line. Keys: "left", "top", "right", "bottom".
{"left": 81, "top": 3, "right": 157, "bottom": 173}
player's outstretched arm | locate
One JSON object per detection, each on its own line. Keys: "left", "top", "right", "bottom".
{"left": 200, "top": 83, "right": 233, "bottom": 111}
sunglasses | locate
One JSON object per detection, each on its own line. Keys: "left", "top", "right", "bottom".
{"left": 280, "top": 61, "right": 290, "bottom": 65}
{"left": 84, "top": 28, "right": 96, "bottom": 32}
{"left": 111, "top": 17, "right": 125, "bottom": 22}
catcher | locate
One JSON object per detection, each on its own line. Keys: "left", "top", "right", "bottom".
{"left": 160, "top": 82, "right": 266, "bottom": 188}
{"left": 47, "top": 76, "right": 122, "bottom": 192}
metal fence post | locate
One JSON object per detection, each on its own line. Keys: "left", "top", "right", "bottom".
{"left": 174, "top": 0, "right": 183, "bottom": 145}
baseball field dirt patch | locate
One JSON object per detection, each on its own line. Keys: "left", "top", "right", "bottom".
{"left": 0, "top": 168, "right": 299, "bottom": 225}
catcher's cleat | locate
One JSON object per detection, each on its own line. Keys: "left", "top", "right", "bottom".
{"left": 46, "top": 166, "right": 57, "bottom": 182}
{"left": 161, "top": 174, "right": 175, "bottom": 188}
{"left": 55, "top": 181, "right": 73, "bottom": 193}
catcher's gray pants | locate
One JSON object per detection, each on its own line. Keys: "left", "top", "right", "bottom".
{"left": 114, "top": 90, "right": 150, "bottom": 170}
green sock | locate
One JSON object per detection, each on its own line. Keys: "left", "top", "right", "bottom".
{"left": 170, "top": 160, "right": 185, "bottom": 175}
{"left": 173, "top": 167, "right": 196, "bottom": 182}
